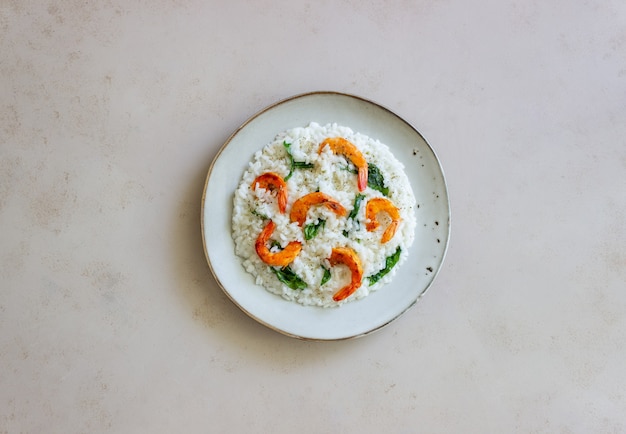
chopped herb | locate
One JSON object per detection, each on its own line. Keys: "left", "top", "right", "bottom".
{"left": 270, "top": 240, "right": 282, "bottom": 250}
{"left": 367, "top": 163, "right": 389, "bottom": 196}
{"left": 293, "top": 161, "right": 315, "bottom": 169}
{"left": 251, "top": 208, "right": 269, "bottom": 220}
{"left": 321, "top": 266, "right": 331, "bottom": 286}
{"left": 304, "top": 219, "right": 325, "bottom": 241}
{"left": 284, "top": 141, "right": 315, "bottom": 181}
{"left": 342, "top": 165, "right": 358, "bottom": 174}
{"left": 368, "top": 247, "right": 401, "bottom": 285}
{"left": 272, "top": 266, "right": 307, "bottom": 290}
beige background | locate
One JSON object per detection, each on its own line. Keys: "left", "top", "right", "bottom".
{"left": 1, "top": 1, "right": 625, "bottom": 432}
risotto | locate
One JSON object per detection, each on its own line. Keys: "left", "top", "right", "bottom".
{"left": 232, "top": 122, "right": 416, "bottom": 307}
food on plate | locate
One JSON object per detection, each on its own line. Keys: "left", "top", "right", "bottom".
{"left": 318, "top": 137, "right": 368, "bottom": 192}
{"left": 254, "top": 220, "right": 302, "bottom": 267}
{"left": 251, "top": 172, "right": 288, "bottom": 214}
{"left": 232, "top": 122, "right": 416, "bottom": 307}
{"left": 365, "top": 197, "right": 401, "bottom": 244}
{"left": 327, "top": 247, "right": 364, "bottom": 302}
{"left": 290, "top": 192, "right": 347, "bottom": 227}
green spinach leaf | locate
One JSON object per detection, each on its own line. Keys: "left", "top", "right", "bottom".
{"left": 284, "top": 141, "right": 315, "bottom": 181}
{"left": 348, "top": 194, "right": 366, "bottom": 220}
{"left": 343, "top": 193, "right": 366, "bottom": 237}
{"left": 321, "top": 266, "right": 331, "bottom": 286}
{"left": 303, "top": 219, "right": 325, "bottom": 241}
{"left": 368, "top": 247, "right": 401, "bottom": 285}
{"left": 367, "top": 163, "right": 389, "bottom": 196}
{"left": 272, "top": 266, "right": 307, "bottom": 290}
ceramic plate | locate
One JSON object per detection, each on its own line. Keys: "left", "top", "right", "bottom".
{"left": 201, "top": 91, "right": 450, "bottom": 340}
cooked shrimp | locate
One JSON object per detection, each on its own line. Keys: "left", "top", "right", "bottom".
{"left": 251, "top": 172, "right": 287, "bottom": 214}
{"left": 328, "top": 247, "right": 363, "bottom": 302}
{"left": 318, "top": 137, "right": 368, "bottom": 192}
{"left": 289, "top": 191, "right": 347, "bottom": 226}
{"left": 255, "top": 220, "right": 302, "bottom": 267}
{"left": 365, "top": 197, "right": 401, "bottom": 243}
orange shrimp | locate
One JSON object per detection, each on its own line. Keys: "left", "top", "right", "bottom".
{"left": 255, "top": 220, "right": 302, "bottom": 267}
{"left": 328, "top": 247, "right": 363, "bottom": 302}
{"left": 289, "top": 192, "right": 347, "bottom": 226}
{"left": 365, "top": 197, "right": 401, "bottom": 244}
{"left": 318, "top": 137, "right": 368, "bottom": 192}
{"left": 251, "top": 172, "right": 287, "bottom": 214}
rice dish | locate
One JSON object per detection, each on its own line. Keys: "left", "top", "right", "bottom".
{"left": 232, "top": 122, "right": 416, "bottom": 307}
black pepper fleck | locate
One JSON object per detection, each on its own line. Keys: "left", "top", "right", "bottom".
{"left": 426, "top": 266, "right": 433, "bottom": 272}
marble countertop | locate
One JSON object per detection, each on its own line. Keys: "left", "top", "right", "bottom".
{"left": 1, "top": 1, "right": 625, "bottom": 432}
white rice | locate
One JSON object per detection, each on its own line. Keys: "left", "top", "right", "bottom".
{"left": 232, "top": 122, "right": 416, "bottom": 307}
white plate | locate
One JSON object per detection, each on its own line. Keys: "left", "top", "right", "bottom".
{"left": 201, "top": 91, "right": 450, "bottom": 340}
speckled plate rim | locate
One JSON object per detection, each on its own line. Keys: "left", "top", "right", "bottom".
{"left": 201, "top": 91, "right": 450, "bottom": 341}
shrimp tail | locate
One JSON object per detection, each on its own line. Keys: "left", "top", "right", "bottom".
{"left": 357, "top": 166, "right": 368, "bottom": 192}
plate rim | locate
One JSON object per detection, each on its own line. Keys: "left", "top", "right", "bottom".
{"left": 201, "top": 90, "right": 451, "bottom": 341}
